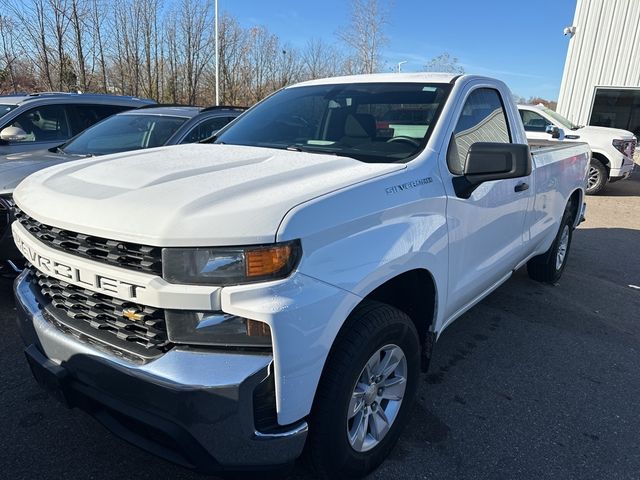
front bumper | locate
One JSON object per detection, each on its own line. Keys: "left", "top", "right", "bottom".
{"left": 14, "top": 271, "right": 307, "bottom": 472}
{"left": 609, "top": 155, "right": 635, "bottom": 181}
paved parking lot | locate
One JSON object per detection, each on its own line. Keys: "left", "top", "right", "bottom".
{"left": 1, "top": 171, "right": 639, "bottom": 480}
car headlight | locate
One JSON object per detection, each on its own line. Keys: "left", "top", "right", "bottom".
{"left": 612, "top": 138, "right": 636, "bottom": 157}
{"left": 162, "top": 240, "right": 302, "bottom": 285}
{"left": 165, "top": 310, "right": 271, "bottom": 348}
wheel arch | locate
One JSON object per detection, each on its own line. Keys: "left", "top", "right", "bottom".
{"left": 591, "top": 150, "right": 611, "bottom": 174}
{"left": 568, "top": 188, "right": 583, "bottom": 227}
{"left": 342, "top": 268, "right": 439, "bottom": 372}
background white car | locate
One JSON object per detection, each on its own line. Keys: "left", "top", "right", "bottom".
{"left": 518, "top": 104, "right": 636, "bottom": 194}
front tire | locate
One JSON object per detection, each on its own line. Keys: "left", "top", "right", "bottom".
{"left": 527, "top": 205, "right": 575, "bottom": 283}
{"left": 586, "top": 157, "right": 608, "bottom": 195}
{"left": 307, "top": 301, "right": 420, "bottom": 479}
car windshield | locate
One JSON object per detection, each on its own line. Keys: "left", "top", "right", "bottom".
{"left": 215, "top": 83, "right": 451, "bottom": 163}
{"left": 0, "top": 104, "right": 16, "bottom": 119}
{"left": 542, "top": 107, "right": 579, "bottom": 130}
{"left": 62, "top": 113, "right": 188, "bottom": 155}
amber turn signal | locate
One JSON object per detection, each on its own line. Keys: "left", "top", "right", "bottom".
{"left": 246, "top": 244, "right": 293, "bottom": 277}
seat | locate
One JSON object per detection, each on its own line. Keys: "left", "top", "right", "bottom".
{"left": 340, "top": 113, "right": 376, "bottom": 145}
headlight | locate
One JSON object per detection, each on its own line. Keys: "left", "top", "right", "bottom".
{"left": 162, "top": 240, "right": 302, "bottom": 285}
{"left": 612, "top": 138, "right": 636, "bottom": 157}
{"left": 165, "top": 310, "right": 271, "bottom": 348}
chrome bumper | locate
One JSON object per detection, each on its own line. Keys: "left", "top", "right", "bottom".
{"left": 14, "top": 271, "right": 307, "bottom": 471}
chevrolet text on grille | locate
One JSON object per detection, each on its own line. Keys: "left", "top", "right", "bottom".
{"left": 14, "top": 235, "right": 145, "bottom": 299}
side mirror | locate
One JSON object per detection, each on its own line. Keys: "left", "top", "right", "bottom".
{"left": 545, "top": 124, "right": 565, "bottom": 140}
{"left": 452, "top": 142, "right": 532, "bottom": 198}
{"left": 0, "top": 126, "right": 28, "bottom": 142}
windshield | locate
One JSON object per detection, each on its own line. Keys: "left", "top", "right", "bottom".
{"left": 62, "top": 114, "right": 188, "bottom": 155}
{"left": 542, "top": 107, "right": 579, "bottom": 130}
{"left": 0, "top": 104, "right": 16, "bottom": 119}
{"left": 215, "top": 82, "right": 451, "bottom": 163}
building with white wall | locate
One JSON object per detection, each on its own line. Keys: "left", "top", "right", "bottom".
{"left": 557, "top": 0, "right": 640, "bottom": 136}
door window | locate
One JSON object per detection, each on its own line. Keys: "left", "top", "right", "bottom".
{"left": 62, "top": 114, "right": 189, "bottom": 155}
{"left": 447, "top": 88, "right": 510, "bottom": 174}
{"left": 519, "top": 109, "right": 551, "bottom": 132}
{"left": 68, "top": 104, "right": 130, "bottom": 135}
{"left": 5, "top": 105, "right": 70, "bottom": 143}
{"left": 180, "top": 116, "right": 235, "bottom": 143}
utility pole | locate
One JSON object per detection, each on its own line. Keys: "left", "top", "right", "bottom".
{"left": 215, "top": 0, "right": 219, "bottom": 105}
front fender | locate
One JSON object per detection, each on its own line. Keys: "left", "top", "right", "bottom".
{"left": 220, "top": 272, "right": 361, "bottom": 426}
{"left": 234, "top": 161, "right": 451, "bottom": 425}
{"left": 590, "top": 147, "right": 619, "bottom": 169}
{"left": 278, "top": 162, "right": 449, "bottom": 312}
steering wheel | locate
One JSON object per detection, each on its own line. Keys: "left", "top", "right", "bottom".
{"left": 386, "top": 136, "right": 421, "bottom": 147}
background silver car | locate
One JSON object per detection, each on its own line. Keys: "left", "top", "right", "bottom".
{"left": 0, "top": 92, "right": 154, "bottom": 155}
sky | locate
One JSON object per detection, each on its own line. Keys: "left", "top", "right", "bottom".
{"left": 219, "top": 0, "right": 578, "bottom": 100}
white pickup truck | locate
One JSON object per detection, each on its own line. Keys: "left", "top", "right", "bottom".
{"left": 12, "top": 73, "right": 589, "bottom": 478}
{"left": 518, "top": 103, "right": 636, "bottom": 194}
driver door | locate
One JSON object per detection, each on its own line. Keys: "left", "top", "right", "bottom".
{"left": 443, "top": 87, "right": 533, "bottom": 322}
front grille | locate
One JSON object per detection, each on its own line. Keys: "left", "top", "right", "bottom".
{"left": 31, "top": 267, "right": 171, "bottom": 362}
{"left": 0, "top": 195, "right": 14, "bottom": 238}
{"left": 15, "top": 208, "right": 162, "bottom": 275}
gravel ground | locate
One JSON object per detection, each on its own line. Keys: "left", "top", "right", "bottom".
{"left": 1, "top": 169, "right": 639, "bottom": 479}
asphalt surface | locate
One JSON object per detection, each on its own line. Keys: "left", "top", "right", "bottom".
{"left": 1, "top": 171, "right": 639, "bottom": 479}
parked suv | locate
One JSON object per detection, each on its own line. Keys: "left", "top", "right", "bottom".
{"left": 0, "top": 92, "right": 155, "bottom": 155}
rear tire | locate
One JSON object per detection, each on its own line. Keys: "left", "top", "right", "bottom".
{"left": 586, "top": 157, "right": 608, "bottom": 195}
{"left": 527, "top": 205, "right": 574, "bottom": 283}
{"left": 307, "top": 300, "right": 420, "bottom": 479}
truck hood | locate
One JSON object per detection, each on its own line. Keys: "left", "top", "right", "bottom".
{"left": 573, "top": 125, "right": 636, "bottom": 141}
{"left": 0, "top": 149, "right": 76, "bottom": 193}
{"left": 14, "top": 144, "right": 404, "bottom": 246}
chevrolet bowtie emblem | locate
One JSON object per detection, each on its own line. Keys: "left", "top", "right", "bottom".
{"left": 122, "top": 307, "right": 145, "bottom": 322}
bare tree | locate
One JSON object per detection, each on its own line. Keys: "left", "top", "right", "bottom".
{"left": 0, "top": 15, "right": 19, "bottom": 91}
{"left": 276, "top": 45, "right": 302, "bottom": 89}
{"left": 138, "top": 0, "right": 162, "bottom": 99}
{"left": 338, "top": 0, "right": 389, "bottom": 74}
{"left": 424, "top": 52, "right": 464, "bottom": 75}
{"left": 0, "top": 2, "right": 359, "bottom": 103}
{"left": 178, "top": 0, "right": 215, "bottom": 104}
{"left": 49, "top": 0, "right": 75, "bottom": 90}
{"left": 216, "top": 13, "right": 245, "bottom": 104}
{"left": 90, "top": 0, "right": 108, "bottom": 92}
{"left": 301, "top": 38, "right": 343, "bottom": 80}
{"left": 67, "top": 0, "right": 88, "bottom": 90}
{"left": 8, "top": 0, "right": 54, "bottom": 89}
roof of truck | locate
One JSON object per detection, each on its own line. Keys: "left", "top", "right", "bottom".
{"left": 292, "top": 72, "right": 459, "bottom": 88}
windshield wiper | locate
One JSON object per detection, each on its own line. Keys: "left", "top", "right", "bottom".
{"left": 285, "top": 144, "right": 337, "bottom": 155}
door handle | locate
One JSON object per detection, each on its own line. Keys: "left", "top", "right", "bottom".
{"left": 514, "top": 182, "right": 529, "bottom": 192}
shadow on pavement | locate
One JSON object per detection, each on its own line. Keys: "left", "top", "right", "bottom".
{"left": 598, "top": 163, "right": 640, "bottom": 197}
